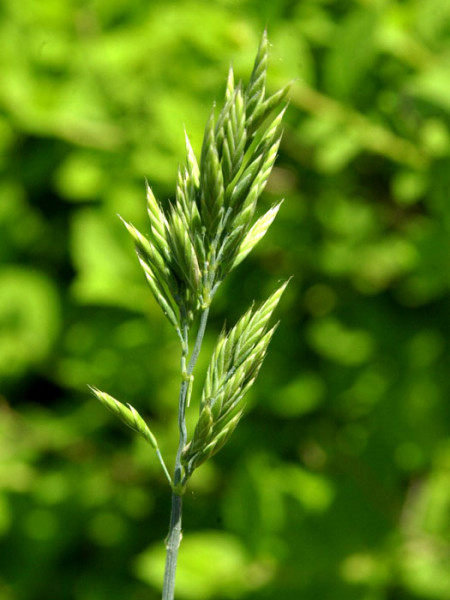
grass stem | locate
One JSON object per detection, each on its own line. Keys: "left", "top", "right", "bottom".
{"left": 162, "top": 492, "right": 183, "bottom": 600}
{"left": 162, "top": 307, "right": 210, "bottom": 599}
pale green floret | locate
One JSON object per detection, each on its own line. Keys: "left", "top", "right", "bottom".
{"left": 219, "top": 87, "right": 246, "bottom": 182}
{"left": 232, "top": 200, "right": 283, "bottom": 267}
{"left": 137, "top": 254, "right": 180, "bottom": 330}
{"left": 145, "top": 182, "right": 171, "bottom": 259}
{"left": 184, "top": 130, "right": 200, "bottom": 188}
{"left": 166, "top": 210, "right": 201, "bottom": 292}
{"left": 225, "top": 64, "right": 235, "bottom": 102}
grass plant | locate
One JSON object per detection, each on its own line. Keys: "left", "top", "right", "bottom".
{"left": 90, "top": 32, "right": 289, "bottom": 600}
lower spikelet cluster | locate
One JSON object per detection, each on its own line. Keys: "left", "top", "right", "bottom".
{"left": 181, "top": 282, "right": 288, "bottom": 476}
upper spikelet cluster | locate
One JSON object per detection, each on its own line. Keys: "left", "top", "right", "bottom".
{"left": 122, "top": 31, "right": 290, "bottom": 330}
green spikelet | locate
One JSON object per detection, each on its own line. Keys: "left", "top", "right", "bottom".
{"left": 120, "top": 217, "right": 181, "bottom": 330}
{"left": 145, "top": 182, "right": 171, "bottom": 259}
{"left": 225, "top": 64, "right": 235, "bottom": 102}
{"left": 166, "top": 209, "right": 201, "bottom": 293}
{"left": 200, "top": 107, "right": 225, "bottom": 234}
{"left": 245, "top": 30, "right": 269, "bottom": 119}
{"left": 89, "top": 386, "right": 159, "bottom": 449}
{"left": 232, "top": 201, "right": 283, "bottom": 268}
{"left": 247, "top": 83, "right": 291, "bottom": 134}
{"left": 219, "top": 86, "right": 246, "bottom": 183}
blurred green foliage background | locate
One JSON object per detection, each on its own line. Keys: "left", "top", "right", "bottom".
{"left": 1, "top": 0, "right": 450, "bottom": 599}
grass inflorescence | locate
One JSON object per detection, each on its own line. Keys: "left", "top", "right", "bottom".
{"left": 90, "top": 31, "right": 289, "bottom": 600}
